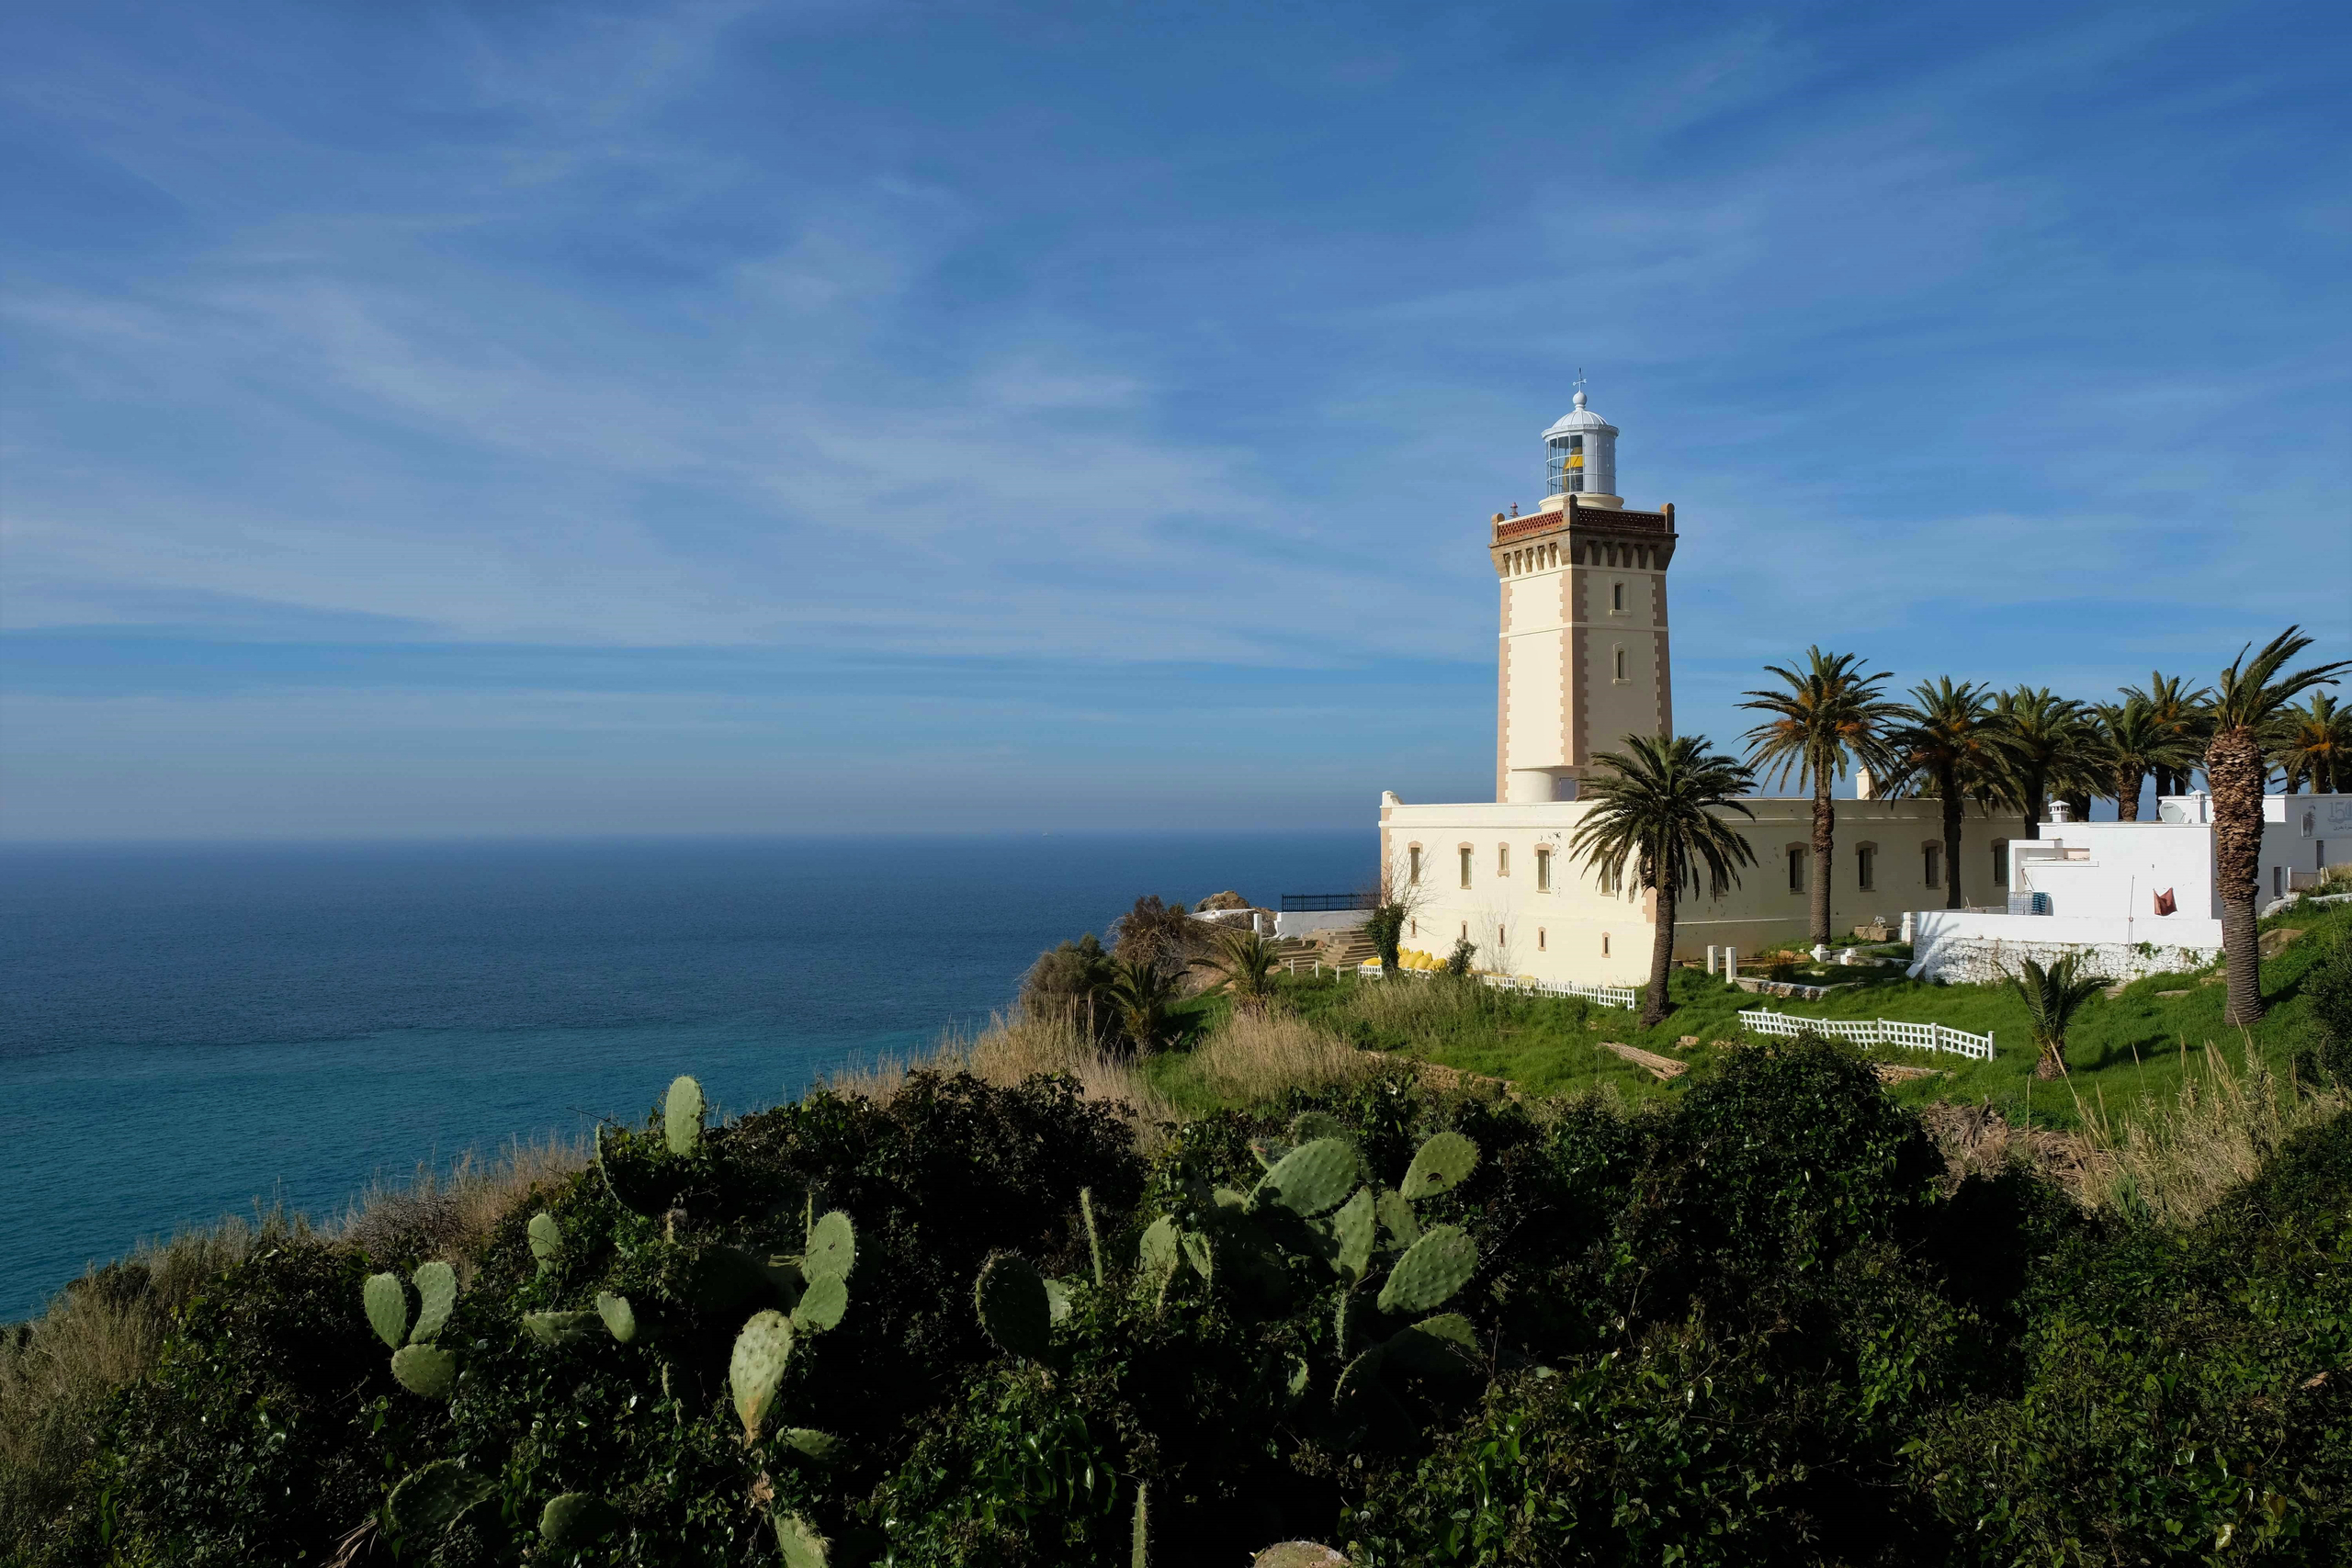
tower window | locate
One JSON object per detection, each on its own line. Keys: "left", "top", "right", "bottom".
{"left": 1923, "top": 843, "right": 1941, "bottom": 887}
{"left": 1788, "top": 846, "right": 1808, "bottom": 893}
{"left": 1538, "top": 928, "right": 1546, "bottom": 951}
{"left": 1601, "top": 933, "right": 1610, "bottom": 956}
{"left": 1497, "top": 844, "right": 1510, "bottom": 876}
{"left": 1611, "top": 582, "right": 1624, "bottom": 613}
{"left": 1408, "top": 846, "right": 1422, "bottom": 884}
{"left": 1857, "top": 846, "right": 1875, "bottom": 891}
{"left": 1459, "top": 847, "right": 1472, "bottom": 889}
{"left": 1535, "top": 847, "right": 1551, "bottom": 891}
{"left": 1613, "top": 648, "right": 1628, "bottom": 681}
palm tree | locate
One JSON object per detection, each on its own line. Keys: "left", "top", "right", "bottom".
{"left": 2206, "top": 628, "right": 2350, "bottom": 1025}
{"left": 2006, "top": 953, "right": 2107, "bottom": 1080}
{"left": 1568, "top": 733, "right": 1758, "bottom": 1029}
{"left": 2092, "top": 697, "right": 2200, "bottom": 822}
{"left": 1884, "top": 678, "right": 2003, "bottom": 908}
{"left": 1740, "top": 649, "right": 1897, "bottom": 946}
{"left": 2120, "top": 671, "right": 2212, "bottom": 797}
{"left": 1988, "top": 687, "right": 2089, "bottom": 833}
{"left": 1102, "top": 955, "right": 1183, "bottom": 1055}
{"left": 1203, "top": 926, "right": 1280, "bottom": 1004}
{"left": 2272, "top": 693, "right": 2347, "bottom": 795}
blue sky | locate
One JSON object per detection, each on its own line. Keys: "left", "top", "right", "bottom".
{"left": 5, "top": 0, "right": 2347, "bottom": 840}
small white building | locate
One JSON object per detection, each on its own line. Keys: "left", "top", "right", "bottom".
{"left": 1911, "top": 793, "right": 2352, "bottom": 984}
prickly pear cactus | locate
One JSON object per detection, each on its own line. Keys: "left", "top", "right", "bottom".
{"left": 1080, "top": 1186, "right": 1105, "bottom": 1288}
{"left": 1288, "top": 1110, "right": 1346, "bottom": 1144}
{"left": 1254, "top": 1137, "right": 1359, "bottom": 1217}
{"left": 410, "top": 1260, "right": 456, "bottom": 1343}
{"left": 802, "top": 1210, "right": 855, "bottom": 1283}
{"left": 1180, "top": 1228, "right": 1216, "bottom": 1285}
{"left": 594, "top": 1292, "right": 660, "bottom": 1345}
{"left": 1374, "top": 1187, "right": 1419, "bottom": 1251}
{"left": 522, "top": 1310, "right": 603, "bottom": 1347}
{"left": 775, "top": 1511, "right": 831, "bottom": 1568}
{"left": 386, "top": 1460, "right": 495, "bottom": 1536}
{"left": 390, "top": 1343, "right": 458, "bottom": 1398}
{"left": 790, "top": 1273, "right": 847, "bottom": 1334}
{"left": 781, "top": 1427, "right": 838, "bottom": 1460}
{"left": 1333, "top": 1292, "right": 1365, "bottom": 1354}
{"left": 1331, "top": 1186, "right": 1376, "bottom": 1280}
{"left": 974, "top": 1253, "right": 1053, "bottom": 1361}
{"left": 730, "top": 1309, "right": 795, "bottom": 1438}
{"left": 1138, "top": 1216, "right": 1182, "bottom": 1290}
{"left": 663, "top": 1075, "right": 706, "bottom": 1157}
{"left": 1375, "top": 1224, "right": 1476, "bottom": 1315}
{"left": 1254, "top": 1545, "right": 1351, "bottom": 1568}
{"left": 527, "top": 1211, "right": 562, "bottom": 1271}
{"left": 1382, "top": 1313, "right": 1478, "bottom": 1378}
{"left": 363, "top": 1271, "right": 410, "bottom": 1349}
{"left": 1331, "top": 1347, "right": 1386, "bottom": 1414}
{"left": 539, "top": 1492, "right": 618, "bottom": 1548}
{"left": 1400, "top": 1130, "right": 1480, "bottom": 1201}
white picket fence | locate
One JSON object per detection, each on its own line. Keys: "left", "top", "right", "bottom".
{"left": 1357, "top": 962, "right": 1637, "bottom": 1010}
{"left": 1737, "top": 1007, "right": 1995, "bottom": 1062}
{"left": 1483, "top": 975, "right": 1639, "bottom": 1010}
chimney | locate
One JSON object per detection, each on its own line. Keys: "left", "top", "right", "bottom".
{"left": 1854, "top": 768, "right": 1876, "bottom": 800}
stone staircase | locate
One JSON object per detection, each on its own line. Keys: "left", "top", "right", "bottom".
{"left": 1272, "top": 925, "right": 1376, "bottom": 973}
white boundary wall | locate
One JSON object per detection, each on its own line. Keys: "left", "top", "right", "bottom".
{"left": 1911, "top": 909, "right": 2221, "bottom": 986}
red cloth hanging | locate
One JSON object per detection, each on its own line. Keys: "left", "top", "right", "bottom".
{"left": 2153, "top": 887, "right": 2177, "bottom": 916}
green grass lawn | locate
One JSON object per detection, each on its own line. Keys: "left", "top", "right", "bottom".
{"left": 1278, "top": 895, "right": 2351, "bottom": 1130}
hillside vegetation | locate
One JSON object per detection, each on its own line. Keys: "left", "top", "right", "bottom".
{"left": 6, "top": 1013, "right": 2351, "bottom": 1566}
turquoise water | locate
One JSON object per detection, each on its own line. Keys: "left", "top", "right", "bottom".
{"left": 0, "top": 833, "right": 1365, "bottom": 1320}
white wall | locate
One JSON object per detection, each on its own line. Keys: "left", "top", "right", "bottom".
{"left": 1913, "top": 908, "right": 2222, "bottom": 984}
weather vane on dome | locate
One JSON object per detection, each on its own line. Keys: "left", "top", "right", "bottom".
{"left": 1572, "top": 367, "right": 1587, "bottom": 396}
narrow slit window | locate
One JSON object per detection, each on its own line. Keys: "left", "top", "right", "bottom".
{"left": 1535, "top": 847, "right": 1551, "bottom": 891}
{"left": 1611, "top": 581, "right": 1625, "bottom": 613}
{"left": 1537, "top": 928, "right": 1547, "bottom": 950}
{"left": 1498, "top": 843, "right": 1510, "bottom": 877}
{"left": 1923, "top": 843, "right": 1941, "bottom": 887}
{"left": 1992, "top": 841, "right": 2008, "bottom": 886}
{"left": 1408, "top": 846, "right": 1422, "bottom": 884}
{"left": 1601, "top": 933, "right": 1610, "bottom": 956}
{"left": 1459, "top": 847, "right": 1472, "bottom": 889}
{"left": 1788, "top": 846, "right": 1807, "bottom": 892}
{"left": 1613, "top": 648, "right": 1627, "bottom": 681}
{"left": 1857, "top": 846, "right": 1875, "bottom": 891}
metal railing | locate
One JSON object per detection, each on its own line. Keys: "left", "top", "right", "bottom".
{"left": 1280, "top": 892, "right": 1378, "bottom": 912}
{"left": 1736, "top": 1007, "right": 1995, "bottom": 1062}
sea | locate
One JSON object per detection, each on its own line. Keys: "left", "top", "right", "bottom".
{"left": 0, "top": 832, "right": 1366, "bottom": 1322}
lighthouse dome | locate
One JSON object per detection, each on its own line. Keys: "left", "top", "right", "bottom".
{"left": 1541, "top": 389, "right": 1620, "bottom": 507}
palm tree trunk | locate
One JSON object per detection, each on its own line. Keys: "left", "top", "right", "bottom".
{"left": 2207, "top": 724, "right": 2267, "bottom": 1025}
{"left": 1810, "top": 773, "right": 1834, "bottom": 945}
{"left": 1641, "top": 883, "right": 1676, "bottom": 1029}
{"left": 2115, "top": 765, "right": 2143, "bottom": 822}
{"left": 2021, "top": 778, "right": 2046, "bottom": 840}
{"left": 1939, "top": 769, "right": 1964, "bottom": 909}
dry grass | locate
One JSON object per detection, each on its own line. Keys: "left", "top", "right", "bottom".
{"left": 1335, "top": 972, "right": 1500, "bottom": 1039}
{"left": 817, "top": 1010, "right": 1180, "bottom": 1144}
{"left": 1187, "top": 1008, "right": 1375, "bottom": 1106}
{"left": 336, "top": 1133, "right": 589, "bottom": 1271}
{"left": 1918, "top": 1100, "right": 2110, "bottom": 1201}
{"left": 2077, "top": 1035, "right": 2346, "bottom": 1225}
{"left": 0, "top": 1211, "right": 300, "bottom": 1547}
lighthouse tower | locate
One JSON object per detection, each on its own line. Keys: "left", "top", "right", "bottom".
{"left": 1490, "top": 387, "right": 1677, "bottom": 803}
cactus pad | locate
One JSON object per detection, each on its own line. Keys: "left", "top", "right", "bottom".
{"left": 1331, "top": 1347, "right": 1385, "bottom": 1411}
{"left": 1253, "top": 1546, "right": 1351, "bottom": 1568}
{"left": 1383, "top": 1313, "right": 1478, "bottom": 1378}
{"left": 1138, "top": 1216, "right": 1182, "bottom": 1285}
{"left": 1376, "top": 1224, "right": 1476, "bottom": 1315}
{"left": 729, "top": 1309, "right": 795, "bottom": 1437}
{"left": 1331, "top": 1186, "right": 1375, "bottom": 1280}
{"left": 790, "top": 1273, "right": 847, "bottom": 1334}
{"left": 1285, "top": 1355, "right": 1311, "bottom": 1403}
{"left": 1333, "top": 1292, "right": 1365, "bottom": 1354}
{"left": 781, "top": 1427, "right": 838, "bottom": 1460}
{"left": 1044, "top": 1277, "right": 1073, "bottom": 1323}
{"left": 388, "top": 1460, "right": 496, "bottom": 1537}
{"left": 975, "top": 1253, "right": 1053, "bottom": 1361}
{"left": 526, "top": 1211, "right": 561, "bottom": 1269}
{"left": 1374, "top": 1188, "right": 1419, "bottom": 1251}
{"left": 1289, "top": 1111, "right": 1347, "bottom": 1144}
{"left": 775, "top": 1511, "right": 831, "bottom": 1568}
{"left": 1255, "top": 1137, "right": 1359, "bottom": 1217}
{"left": 1399, "top": 1130, "right": 1479, "bottom": 1201}
{"left": 390, "top": 1343, "right": 458, "bottom": 1398}
{"left": 410, "top": 1260, "right": 457, "bottom": 1343}
{"left": 363, "top": 1271, "right": 410, "bottom": 1349}
{"left": 1180, "top": 1228, "right": 1216, "bottom": 1285}
{"left": 801, "top": 1210, "right": 855, "bottom": 1283}
{"left": 595, "top": 1292, "right": 660, "bottom": 1345}
{"left": 539, "top": 1493, "right": 618, "bottom": 1548}
{"left": 522, "top": 1310, "right": 603, "bottom": 1347}
{"left": 663, "top": 1075, "right": 706, "bottom": 1157}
